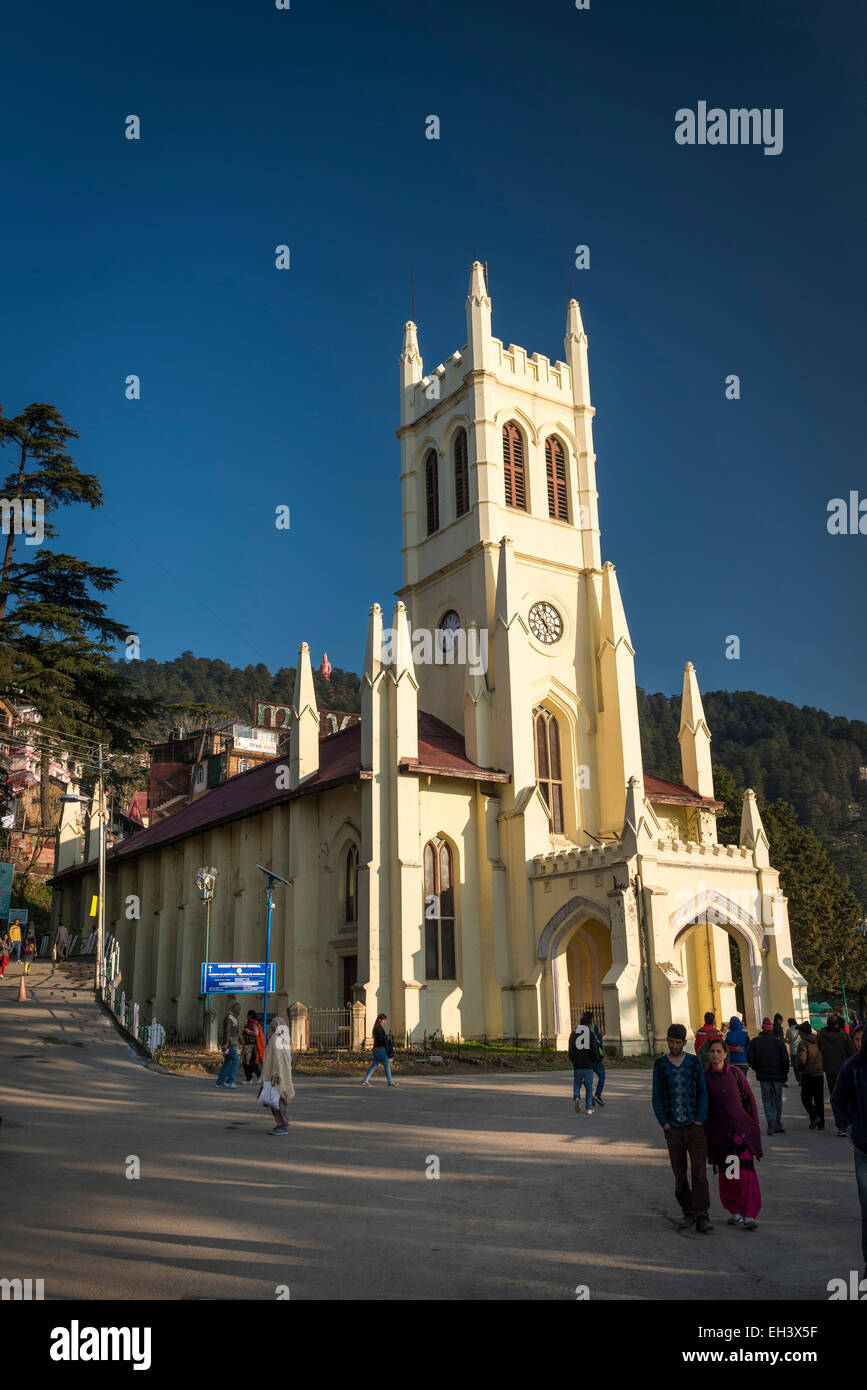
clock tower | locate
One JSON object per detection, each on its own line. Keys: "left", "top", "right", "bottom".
{"left": 396, "top": 264, "right": 644, "bottom": 843}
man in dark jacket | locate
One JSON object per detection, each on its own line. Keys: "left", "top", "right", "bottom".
{"left": 819, "top": 1014, "right": 856, "bottom": 1134}
{"left": 569, "top": 1018, "right": 602, "bottom": 1115}
{"left": 747, "top": 1017, "right": 791, "bottom": 1135}
{"left": 694, "top": 1012, "right": 723, "bottom": 1064}
{"left": 831, "top": 1029, "right": 867, "bottom": 1277}
{"left": 652, "top": 1023, "right": 712, "bottom": 1233}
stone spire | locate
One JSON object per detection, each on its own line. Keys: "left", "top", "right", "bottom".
{"left": 564, "top": 298, "right": 591, "bottom": 407}
{"left": 361, "top": 603, "right": 384, "bottom": 768}
{"left": 564, "top": 298, "right": 601, "bottom": 568}
{"left": 594, "top": 562, "right": 644, "bottom": 835}
{"left": 466, "top": 261, "right": 492, "bottom": 371}
{"left": 289, "top": 641, "right": 319, "bottom": 788}
{"left": 388, "top": 600, "right": 418, "bottom": 762}
{"left": 620, "top": 775, "right": 651, "bottom": 857}
{"left": 740, "top": 789, "right": 770, "bottom": 868}
{"left": 678, "top": 662, "right": 714, "bottom": 798}
{"left": 492, "top": 537, "right": 534, "bottom": 797}
{"left": 399, "top": 320, "right": 422, "bottom": 391}
{"left": 463, "top": 619, "right": 491, "bottom": 768}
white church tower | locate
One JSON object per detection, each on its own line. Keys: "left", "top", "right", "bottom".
{"left": 396, "top": 263, "right": 644, "bottom": 849}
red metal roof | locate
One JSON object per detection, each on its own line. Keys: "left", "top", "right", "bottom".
{"left": 411, "top": 711, "right": 510, "bottom": 780}
{"left": 51, "top": 713, "right": 508, "bottom": 882}
{"left": 644, "top": 773, "right": 722, "bottom": 810}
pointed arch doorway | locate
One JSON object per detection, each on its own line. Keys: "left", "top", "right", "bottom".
{"left": 670, "top": 891, "right": 764, "bottom": 1035}
{"left": 538, "top": 896, "right": 613, "bottom": 1041}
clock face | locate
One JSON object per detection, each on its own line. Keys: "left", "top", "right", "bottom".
{"left": 438, "top": 609, "right": 462, "bottom": 653}
{"left": 528, "top": 601, "right": 563, "bottom": 645}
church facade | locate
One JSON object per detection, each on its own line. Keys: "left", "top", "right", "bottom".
{"left": 51, "top": 266, "right": 808, "bottom": 1052}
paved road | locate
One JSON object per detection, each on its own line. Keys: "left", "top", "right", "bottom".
{"left": 0, "top": 961, "right": 860, "bottom": 1300}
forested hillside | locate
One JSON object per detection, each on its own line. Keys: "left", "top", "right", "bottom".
{"left": 117, "top": 651, "right": 361, "bottom": 734}
{"left": 638, "top": 688, "right": 867, "bottom": 913}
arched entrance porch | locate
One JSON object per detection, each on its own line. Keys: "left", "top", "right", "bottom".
{"left": 669, "top": 890, "right": 764, "bottom": 1036}
{"left": 538, "top": 896, "right": 613, "bottom": 1042}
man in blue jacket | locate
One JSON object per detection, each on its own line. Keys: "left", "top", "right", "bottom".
{"left": 652, "top": 1023, "right": 713, "bottom": 1233}
{"left": 831, "top": 1028, "right": 867, "bottom": 1277}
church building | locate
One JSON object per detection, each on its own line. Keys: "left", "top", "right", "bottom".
{"left": 51, "top": 265, "right": 809, "bottom": 1052}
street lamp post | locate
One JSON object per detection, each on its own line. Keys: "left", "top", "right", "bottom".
{"left": 256, "top": 864, "right": 291, "bottom": 1035}
{"left": 195, "top": 866, "right": 218, "bottom": 1043}
{"left": 96, "top": 743, "right": 106, "bottom": 995}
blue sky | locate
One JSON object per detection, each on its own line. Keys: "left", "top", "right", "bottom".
{"left": 1, "top": 0, "right": 865, "bottom": 717}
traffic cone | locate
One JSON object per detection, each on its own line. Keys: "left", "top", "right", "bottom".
{"left": 17, "top": 973, "right": 27, "bottom": 1002}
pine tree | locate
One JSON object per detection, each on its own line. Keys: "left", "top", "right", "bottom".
{"left": 0, "top": 403, "right": 160, "bottom": 883}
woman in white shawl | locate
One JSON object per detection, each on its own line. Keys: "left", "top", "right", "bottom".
{"left": 258, "top": 1017, "right": 295, "bottom": 1135}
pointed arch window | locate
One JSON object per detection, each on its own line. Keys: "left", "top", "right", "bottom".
{"left": 454, "top": 429, "right": 469, "bottom": 518}
{"left": 423, "top": 837, "right": 456, "bottom": 980}
{"left": 545, "top": 436, "right": 568, "bottom": 521}
{"left": 345, "top": 845, "right": 359, "bottom": 924}
{"left": 425, "top": 450, "right": 439, "bottom": 535}
{"left": 533, "top": 706, "right": 564, "bottom": 833}
{"left": 502, "top": 422, "right": 527, "bottom": 510}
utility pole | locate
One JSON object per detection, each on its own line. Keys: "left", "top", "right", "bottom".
{"left": 95, "top": 741, "right": 106, "bottom": 994}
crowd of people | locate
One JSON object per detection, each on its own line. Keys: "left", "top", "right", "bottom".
{"left": 0, "top": 920, "right": 38, "bottom": 980}
{"left": 641, "top": 1007, "right": 866, "bottom": 1277}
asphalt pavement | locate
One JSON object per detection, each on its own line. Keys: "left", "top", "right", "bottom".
{"left": 0, "top": 960, "right": 859, "bottom": 1300}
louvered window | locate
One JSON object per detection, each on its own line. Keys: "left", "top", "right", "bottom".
{"left": 423, "top": 838, "right": 457, "bottom": 980}
{"left": 545, "top": 436, "right": 568, "bottom": 521}
{"left": 502, "top": 422, "right": 527, "bottom": 510}
{"left": 425, "top": 450, "right": 439, "bottom": 535}
{"left": 533, "top": 706, "right": 564, "bottom": 833}
{"left": 454, "top": 429, "right": 469, "bottom": 517}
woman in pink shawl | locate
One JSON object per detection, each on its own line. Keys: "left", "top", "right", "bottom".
{"left": 704, "top": 1038, "right": 764, "bottom": 1229}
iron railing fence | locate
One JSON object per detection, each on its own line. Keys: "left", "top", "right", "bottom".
{"left": 302, "top": 1006, "right": 354, "bottom": 1052}
{"left": 570, "top": 1002, "right": 606, "bottom": 1035}
{"left": 385, "top": 1031, "right": 559, "bottom": 1060}
{"left": 293, "top": 1016, "right": 563, "bottom": 1059}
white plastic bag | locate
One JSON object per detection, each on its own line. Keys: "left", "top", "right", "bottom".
{"left": 259, "top": 1080, "right": 280, "bottom": 1108}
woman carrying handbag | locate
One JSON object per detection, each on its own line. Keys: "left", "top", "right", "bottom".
{"left": 257, "top": 1017, "right": 295, "bottom": 1136}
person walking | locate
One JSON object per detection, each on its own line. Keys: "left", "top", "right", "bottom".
{"left": 241, "top": 1009, "right": 264, "bottom": 1084}
{"left": 0, "top": 931, "right": 10, "bottom": 980}
{"left": 797, "top": 1022, "right": 826, "bottom": 1130}
{"left": 818, "top": 1014, "right": 856, "bottom": 1134}
{"left": 785, "top": 1017, "right": 802, "bottom": 1080}
{"left": 55, "top": 922, "right": 68, "bottom": 961}
{"left": 569, "top": 1014, "right": 603, "bottom": 1114}
{"left": 8, "top": 918, "right": 22, "bottom": 963}
{"left": 22, "top": 931, "right": 37, "bottom": 976}
{"left": 772, "top": 1013, "right": 785, "bottom": 1041}
{"left": 652, "top": 1023, "right": 713, "bottom": 1233}
{"left": 694, "top": 1012, "right": 723, "bottom": 1064}
{"left": 725, "top": 1015, "right": 750, "bottom": 1074}
{"left": 215, "top": 1001, "right": 243, "bottom": 1088}
{"left": 361, "top": 1013, "right": 398, "bottom": 1087}
{"left": 831, "top": 1027, "right": 867, "bottom": 1278}
{"left": 747, "top": 1017, "right": 790, "bottom": 1134}
{"left": 257, "top": 1016, "right": 295, "bottom": 1135}
{"left": 704, "top": 1038, "right": 764, "bottom": 1230}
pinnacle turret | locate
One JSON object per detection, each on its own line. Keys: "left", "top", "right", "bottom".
{"left": 678, "top": 662, "right": 714, "bottom": 798}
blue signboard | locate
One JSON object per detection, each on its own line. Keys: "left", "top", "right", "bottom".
{"left": 200, "top": 961, "right": 276, "bottom": 994}
{"left": 0, "top": 862, "right": 13, "bottom": 920}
